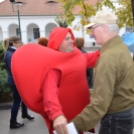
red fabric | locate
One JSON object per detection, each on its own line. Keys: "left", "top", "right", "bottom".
{"left": 43, "top": 69, "right": 95, "bottom": 134}
{"left": 47, "top": 27, "right": 76, "bottom": 50}
{"left": 85, "top": 51, "right": 100, "bottom": 68}
{"left": 43, "top": 69, "right": 63, "bottom": 121}
{"left": 11, "top": 27, "right": 99, "bottom": 134}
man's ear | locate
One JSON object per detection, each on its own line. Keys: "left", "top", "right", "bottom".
{"left": 102, "top": 25, "right": 109, "bottom": 34}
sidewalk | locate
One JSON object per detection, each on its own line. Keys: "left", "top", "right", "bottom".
{"left": 0, "top": 101, "right": 12, "bottom": 110}
{"left": 0, "top": 107, "right": 133, "bottom": 134}
{"left": 0, "top": 107, "right": 97, "bottom": 134}
{"left": 0, "top": 109, "right": 49, "bottom": 134}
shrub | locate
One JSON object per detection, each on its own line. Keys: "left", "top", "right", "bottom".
{"left": 55, "top": 15, "right": 68, "bottom": 28}
{"left": 0, "top": 41, "right": 11, "bottom": 102}
{"left": 0, "top": 42, "right": 6, "bottom": 70}
{"left": 0, "top": 68, "right": 10, "bottom": 93}
{"left": 0, "top": 68, "right": 12, "bottom": 102}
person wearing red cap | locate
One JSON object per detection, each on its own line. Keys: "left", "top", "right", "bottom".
{"left": 11, "top": 27, "right": 100, "bottom": 134}
{"left": 45, "top": 27, "right": 100, "bottom": 134}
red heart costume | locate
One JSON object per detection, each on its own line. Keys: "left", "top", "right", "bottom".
{"left": 11, "top": 27, "right": 99, "bottom": 134}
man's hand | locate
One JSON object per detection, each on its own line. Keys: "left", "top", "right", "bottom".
{"left": 53, "top": 115, "right": 68, "bottom": 134}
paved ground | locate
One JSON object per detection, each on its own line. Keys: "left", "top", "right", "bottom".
{"left": 0, "top": 109, "right": 49, "bottom": 134}
{"left": 0, "top": 107, "right": 133, "bottom": 134}
{"left": 0, "top": 106, "right": 99, "bottom": 134}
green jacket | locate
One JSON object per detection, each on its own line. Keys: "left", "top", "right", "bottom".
{"left": 73, "top": 35, "right": 134, "bottom": 132}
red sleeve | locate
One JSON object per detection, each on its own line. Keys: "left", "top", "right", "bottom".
{"left": 85, "top": 50, "right": 100, "bottom": 68}
{"left": 42, "top": 69, "right": 64, "bottom": 121}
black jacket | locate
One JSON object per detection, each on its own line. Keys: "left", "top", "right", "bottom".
{"left": 4, "top": 47, "right": 16, "bottom": 85}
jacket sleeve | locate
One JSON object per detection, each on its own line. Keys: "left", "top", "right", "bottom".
{"left": 42, "top": 69, "right": 64, "bottom": 121}
{"left": 84, "top": 51, "right": 100, "bottom": 68}
{"left": 5, "top": 53, "right": 12, "bottom": 73}
{"left": 72, "top": 55, "right": 116, "bottom": 132}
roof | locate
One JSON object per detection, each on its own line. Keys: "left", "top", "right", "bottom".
{"left": 0, "top": 0, "right": 98, "bottom": 16}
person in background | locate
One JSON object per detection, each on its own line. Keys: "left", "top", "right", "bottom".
{"left": 2, "top": 36, "right": 34, "bottom": 130}
{"left": 38, "top": 37, "right": 48, "bottom": 47}
{"left": 54, "top": 11, "right": 134, "bottom": 134}
{"left": 75, "top": 37, "right": 93, "bottom": 88}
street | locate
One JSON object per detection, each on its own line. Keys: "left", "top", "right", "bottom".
{"left": 0, "top": 108, "right": 133, "bottom": 134}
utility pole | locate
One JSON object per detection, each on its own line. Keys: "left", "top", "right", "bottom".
{"left": 9, "top": 0, "right": 25, "bottom": 42}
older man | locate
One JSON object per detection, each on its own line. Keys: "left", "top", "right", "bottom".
{"left": 54, "top": 11, "right": 134, "bottom": 134}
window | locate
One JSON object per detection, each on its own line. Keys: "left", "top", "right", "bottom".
{"left": 46, "top": 0, "right": 57, "bottom": 4}
{"left": 33, "top": 28, "right": 40, "bottom": 39}
{"left": 16, "top": 28, "right": 20, "bottom": 36}
{"left": 126, "top": 26, "right": 132, "bottom": 32}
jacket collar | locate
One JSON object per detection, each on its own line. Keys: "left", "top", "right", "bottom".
{"left": 7, "top": 47, "right": 16, "bottom": 52}
{"left": 9, "top": 46, "right": 17, "bottom": 50}
{"left": 100, "top": 35, "right": 123, "bottom": 54}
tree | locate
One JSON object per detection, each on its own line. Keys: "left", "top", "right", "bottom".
{"left": 55, "top": 15, "right": 68, "bottom": 28}
{"left": 57, "top": 0, "right": 133, "bottom": 28}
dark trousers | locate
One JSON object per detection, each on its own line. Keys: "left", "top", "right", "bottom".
{"left": 99, "top": 107, "right": 134, "bottom": 134}
{"left": 10, "top": 85, "right": 27, "bottom": 122}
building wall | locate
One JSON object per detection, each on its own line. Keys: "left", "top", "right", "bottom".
{"left": 0, "top": 15, "right": 126, "bottom": 47}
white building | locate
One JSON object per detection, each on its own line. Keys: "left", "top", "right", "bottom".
{"left": 0, "top": 0, "right": 125, "bottom": 48}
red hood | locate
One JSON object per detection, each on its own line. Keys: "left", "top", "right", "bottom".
{"left": 47, "top": 27, "right": 76, "bottom": 50}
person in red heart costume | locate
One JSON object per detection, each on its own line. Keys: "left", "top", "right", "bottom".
{"left": 11, "top": 27, "right": 100, "bottom": 134}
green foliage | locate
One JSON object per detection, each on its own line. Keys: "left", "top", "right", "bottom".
{"left": 97, "top": 0, "right": 116, "bottom": 11}
{"left": 79, "top": 4, "right": 96, "bottom": 25}
{"left": 58, "top": 0, "right": 133, "bottom": 28}
{"left": 0, "top": 42, "right": 6, "bottom": 70}
{"left": 55, "top": 15, "right": 68, "bottom": 27}
{"left": 115, "top": 0, "right": 133, "bottom": 27}
{"left": 0, "top": 41, "right": 11, "bottom": 102}
{"left": 58, "top": 0, "right": 96, "bottom": 25}
{"left": 0, "top": 68, "right": 10, "bottom": 94}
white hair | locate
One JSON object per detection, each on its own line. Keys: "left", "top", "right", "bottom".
{"left": 105, "top": 24, "right": 119, "bottom": 33}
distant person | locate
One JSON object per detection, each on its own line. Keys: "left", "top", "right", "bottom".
{"left": 54, "top": 11, "right": 134, "bottom": 134}
{"left": 38, "top": 37, "right": 48, "bottom": 47}
{"left": 75, "top": 37, "right": 93, "bottom": 88}
{"left": 2, "top": 36, "right": 34, "bottom": 130}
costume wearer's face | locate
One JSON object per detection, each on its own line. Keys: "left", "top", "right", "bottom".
{"left": 90, "top": 24, "right": 104, "bottom": 46}
{"left": 58, "top": 32, "right": 74, "bottom": 52}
